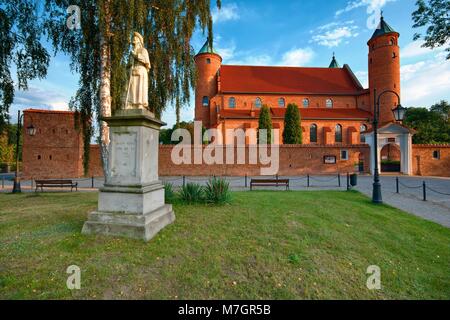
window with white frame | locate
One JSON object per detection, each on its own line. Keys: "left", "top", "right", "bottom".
{"left": 326, "top": 99, "right": 333, "bottom": 108}
{"left": 303, "top": 98, "right": 309, "bottom": 108}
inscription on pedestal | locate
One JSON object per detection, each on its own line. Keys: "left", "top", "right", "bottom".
{"left": 111, "top": 132, "right": 137, "bottom": 178}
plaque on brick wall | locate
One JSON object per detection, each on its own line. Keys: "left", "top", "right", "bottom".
{"left": 324, "top": 155, "right": 337, "bottom": 164}
{"left": 111, "top": 132, "right": 137, "bottom": 177}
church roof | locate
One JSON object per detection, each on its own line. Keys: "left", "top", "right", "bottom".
{"left": 220, "top": 108, "right": 372, "bottom": 120}
{"left": 197, "top": 38, "right": 218, "bottom": 55}
{"left": 370, "top": 16, "right": 397, "bottom": 40}
{"left": 329, "top": 54, "right": 340, "bottom": 68}
{"left": 219, "top": 65, "right": 364, "bottom": 95}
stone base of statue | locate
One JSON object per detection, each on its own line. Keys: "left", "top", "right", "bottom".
{"left": 82, "top": 108, "right": 175, "bottom": 241}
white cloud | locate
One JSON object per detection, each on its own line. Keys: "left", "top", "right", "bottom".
{"left": 12, "top": 85, "right": 70, "bottom": 111}
{"left": 216, "top": 43, "right": 236, "bottom": 62}
{"left": 355, "top": 71, "right": 369, "bottom": 88}
{"left": 402, "top": 40, "right": 446, "bottom": 59}
{"left": 228, "top": 54, "right": 273, "bottom": 66}
{"left": 401, "top": 55, "right": 450, "bottom": 106}
{"left": 354, "top": 52, "right": 450, "bottom": 107}
{"left": 212, "top": 3, "right": 240, "bottom": 23}
{"left": 336, "top": 0, "right": 395, "bottom": 16}
{"left": 311, "top": 21, "right": 359, "bottom": 48}
{"left": 279, "top": 48, "right": 315, "bottom": 66}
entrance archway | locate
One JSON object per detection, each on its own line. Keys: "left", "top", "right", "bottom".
{"left": 362, "top": 123, "right": 414, "bottom": 176}
{"left": 380, "top": 143, "right": 401, "bottom": 172}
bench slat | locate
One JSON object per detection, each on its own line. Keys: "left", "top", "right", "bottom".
{"left": 250, "top": 179, "right": 290, "bottom": 191}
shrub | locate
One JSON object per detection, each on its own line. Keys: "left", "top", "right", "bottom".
{"left": 204, "top": 177, "right": 231, "bottom": 204}
{"left": 164, "top": 182, "right": 175, "bottom": 202}
{"left": 179, "top": 183, "right": 204, "bottom": 204}
{"left": 258, "top": 105, "right": 273, "bottom": 144}
{"left": 283, "top": 103, "right": 302, "bottom": 144}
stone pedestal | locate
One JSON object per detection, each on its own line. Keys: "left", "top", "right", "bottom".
{"left": 82, "top": 109, "right": 175, "bottom": 241}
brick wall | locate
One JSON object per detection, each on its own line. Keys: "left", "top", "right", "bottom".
{"left": 88, "top": 145, "right": 104, "bottom": 177}
{"left": 412, "top": 145, "right": 450, "bottom": 177}
{"left": 22, "top": 109, "right": 83, "bottom": 179}
{"left": 159, "top": 144, "right": 370, "bottom": 176}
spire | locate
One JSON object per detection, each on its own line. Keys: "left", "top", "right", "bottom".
{"left": 370, "top": 13, "right": 397, "bottom": 40}
{"left": 196, "top": 37, "right": 218, "bottom": 55}
{"left": 329, "top": 52, "right": 340, "bottom": 68}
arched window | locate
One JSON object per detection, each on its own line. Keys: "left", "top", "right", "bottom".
{"left": 360, "top": 124, "right": 367, "bottom": 143}
{"left": 303, "top": 98, "right": 310, "bottom": 108}
{"left": 278, "top": 98, "right": 285, "bottom": 107}
{"left": 335, "top": 124, "right": 343, "bottom": 143}
{"left": 206, "top": 58, "right": 211, "bottom": 64}
{"left": 326, "top": 99, "right": 333, "bottom": 108}
{"left": 310, "top": 124, "right": 318, "bottom": 143}
{"left": 255, "top": 97, "right": 262, "bottom": 108}
{"left": 202, "top": 96, "right": 209, "bottom": 107}
{"left": 229, "top": 97, "right": 236, "bottom": 108}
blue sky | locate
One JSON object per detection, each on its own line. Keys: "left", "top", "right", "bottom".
{"left": 10, "top": 0, "right": 450, "bottom": 130}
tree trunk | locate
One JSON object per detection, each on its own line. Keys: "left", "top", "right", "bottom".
{"left": 99, "top": 0, "right": 112, "bottom": 178}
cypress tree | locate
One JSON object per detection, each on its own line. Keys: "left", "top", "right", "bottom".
{"left": 283, "top": 103, "right": 302, "bottom": 144}
{"left": 258, "top": 105, "right": 273, "bottom": 144}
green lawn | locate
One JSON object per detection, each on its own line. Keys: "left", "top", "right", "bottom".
{"left": 0, "top": 191, "right": 449, "bottom": 300}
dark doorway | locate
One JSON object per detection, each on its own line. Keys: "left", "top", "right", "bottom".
{"left": 380, "top": 143, "right": 401, "bottom": 172}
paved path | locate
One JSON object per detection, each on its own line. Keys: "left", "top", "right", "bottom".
{"left": 1, "top": 174, "right": 449, "bottom": 228}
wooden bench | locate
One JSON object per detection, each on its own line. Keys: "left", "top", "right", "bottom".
{"left": 250, "top": 179, "right": 290, "bottom": 191}
{"left": 35, "top": 179, "right": 78, "bottom": 192}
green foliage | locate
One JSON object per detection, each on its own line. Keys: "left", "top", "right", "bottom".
{"left": 178, "top": 183, "right": 204, "bottom": 204}
{"left": 0, "top": 133, "right": 14, "bottom": 164}
{"left": 288, "top": 253, "right": 300, "bottom": 265}
{"left": 412, "top": 0, "right": 450, "bottom": 59}
{"left": 404, "top": 101, "right": 450, "bottom": 144}
{"left": 43, "top": 0, "right": 220, "bottom": 173}
{"left": 160, "top": 121, "right": 208, "bottom": 145}
{"left": 0, "top": 1, "right": 50, "bottom": 131}
{"left": 283, "top": 103, "right": 302, "bottom": 144}
{"left": 164, "top": 182, "right": 175, "bottom": 203}
{"left": 430, "top": 100, "right": 450, "bottom": 121}
{"left": 381, "top": 160, "right": 401, "bottom": 165}
{"left": 258, "top": 105, "right": 273, "bottom": 144}
{"left": 204, "top": 177, "right": 230, "bottom": 204}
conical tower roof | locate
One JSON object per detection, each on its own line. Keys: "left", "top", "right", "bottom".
{"left": 197, "top": 38, "right": 218, "bottom": 55}
{"left": 370, "top": 14, "right": 397, "bottom": 40}
{"left": 328, "top": 53, "right": 340, "bottom": 68}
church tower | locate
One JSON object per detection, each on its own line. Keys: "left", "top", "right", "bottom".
{"left": 328, "top": 53, "right": 340, "bottom": 68}
{"left": 194, "top": 38, "right": 222, "bottom": 127}
{"left": 368, "top": 14, "right": 400, "bottom": 124}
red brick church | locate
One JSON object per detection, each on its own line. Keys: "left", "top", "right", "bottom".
{"left": 20, "top": 16, "right": 450, "bottom": 179}
{"left": 195, "top": 16, "right": 401, "bottom": 145}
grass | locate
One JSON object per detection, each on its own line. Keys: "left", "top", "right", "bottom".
{"left": 0, "top": 190, "right": 449, "bottom": 300}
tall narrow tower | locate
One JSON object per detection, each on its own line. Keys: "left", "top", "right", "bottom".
{"left": 368, "top": 15, "right": 400, "bottom": 124}
{"left": 194, "top": 38, "right": 222, "bottom": 128}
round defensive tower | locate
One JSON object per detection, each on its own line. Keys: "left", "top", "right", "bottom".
{"left": 194, "top": 38, "right": 222, "bottom": 128}
{"left": 368, "top": 15, "right": 401, "bottom": 124}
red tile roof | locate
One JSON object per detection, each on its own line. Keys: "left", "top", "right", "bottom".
{"left": 220, "top": 108, "right": 372, "bottom": 120}
{"left": 219, "top": 65, "right": 364, "bottom": 95}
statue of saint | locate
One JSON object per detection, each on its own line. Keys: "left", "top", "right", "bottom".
{"left": 125, "top": 32, "right": 151, "bottom": 109}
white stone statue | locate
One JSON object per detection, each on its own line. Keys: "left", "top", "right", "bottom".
{"left": 125, "top": 32, "right": 151, "bottom": 109}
